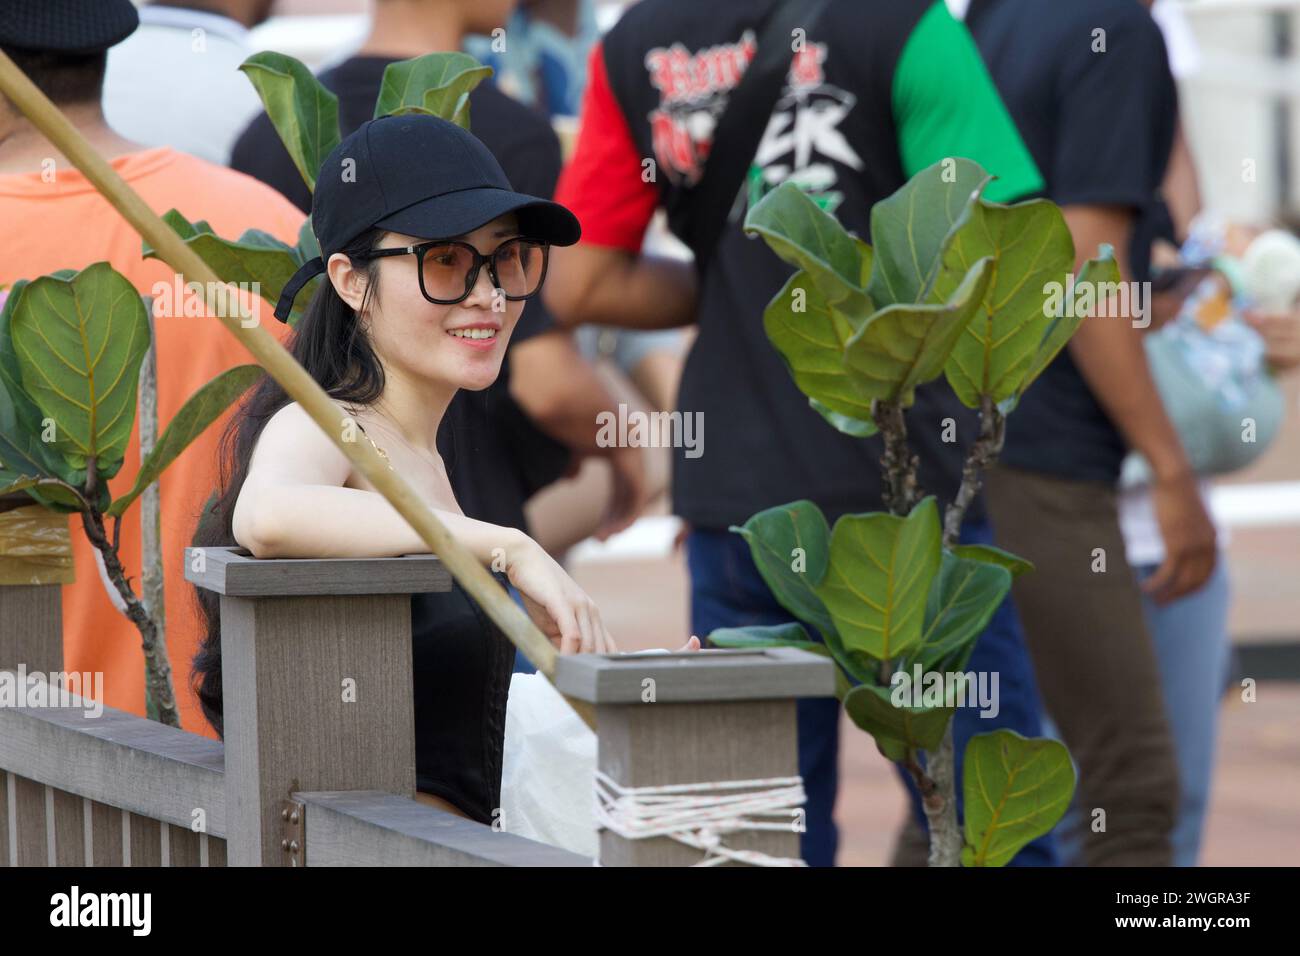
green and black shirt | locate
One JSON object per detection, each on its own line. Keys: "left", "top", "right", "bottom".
{"left": 556, "top": 0, "right": 1044, "bottom": 528}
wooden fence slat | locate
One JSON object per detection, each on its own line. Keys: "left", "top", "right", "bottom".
{"left": 11, "top": 775, "right": 47, "bottom": 866}
{"left": 50, "top": 787, "right": 84, "bottom": 866}
{"left": 0, "top": 770, "right": 9, "bottom": 867}
{"left": 88, "top": 800, "right": 124, "bottom": 866}
{"left": 206, "top": 835, "right": 227, "bottom": 868}
{"left": 127, "top": 813, "right": 162, "bottom": 867}
{"left": 167, "top": 824, "right": 202, "bottom": 867}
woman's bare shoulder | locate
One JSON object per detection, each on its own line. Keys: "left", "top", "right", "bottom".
{"left": 250, "top": 401, "right": 354, "bottom": 482}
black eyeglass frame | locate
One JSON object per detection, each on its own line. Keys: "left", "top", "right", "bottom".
{"left": 353, "top": 236, "right": 551, "bottom": 306}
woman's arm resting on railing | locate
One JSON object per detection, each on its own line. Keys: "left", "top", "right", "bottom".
{"left": 230, "top": 402, "right": 617, "bottom": 654}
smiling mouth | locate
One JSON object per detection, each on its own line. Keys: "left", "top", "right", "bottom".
{"left": 447, "top": 328, "right": 498, "bottom": 340}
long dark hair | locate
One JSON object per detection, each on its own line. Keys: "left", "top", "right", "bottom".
{"left": 190, "top": 228, "right": 384, "bottom": 738}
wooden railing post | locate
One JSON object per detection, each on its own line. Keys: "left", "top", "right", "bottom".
{"left": 0, "top": 498, "right": 68, "bottom": 674}
{"left": 0, "top": 500, "right": 72, "bottom": 867}
{"left": 555, "top": 648, "right": 836, "bottom": 866}
{"left": 186, "top": 547, "right": 451, "bottom": 867}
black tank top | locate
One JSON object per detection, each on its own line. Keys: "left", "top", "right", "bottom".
{"left": 410, "top": 572, "right": 515, "bottom": 825}
{"left": 351, "top": 420, "right": 515, "bottom": 822}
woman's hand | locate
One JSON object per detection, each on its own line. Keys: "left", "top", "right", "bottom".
{"left": 506, "top": 534, "right": 617, "bottom": 654}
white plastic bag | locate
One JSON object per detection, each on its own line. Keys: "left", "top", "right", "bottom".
{"left": 500, "top": 672, "right": 598, "bottom": 857}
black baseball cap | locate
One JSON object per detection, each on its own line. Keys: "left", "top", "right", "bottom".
{"left": 275, "top": 114, "right": 582, "bottom": 322}
{"left": 0, "top": 0, "right": 139, "bottom": 54}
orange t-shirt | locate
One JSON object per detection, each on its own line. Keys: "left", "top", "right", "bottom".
{"left": 0, "top": 146, "right": 303, "bottom": 738}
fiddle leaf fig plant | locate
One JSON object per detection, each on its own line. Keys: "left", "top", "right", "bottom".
{"left": 708, "top": 158, "right": 1120, "bottom": 865}
{"left": 0, "top": 268, "right": 262, "bottom": 726}
{"left": 156, "top": 51, "right": 494, "bottom": 330}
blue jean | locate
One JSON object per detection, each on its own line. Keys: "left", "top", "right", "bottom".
{"left": 688, "top": 520, "right": 1059, "bottom": 867}
{"left": 1141, "top": 558, "right": 1231, "bottom": 867}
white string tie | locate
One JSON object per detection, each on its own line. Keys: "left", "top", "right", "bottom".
{"left": 593, "top": 770, "right": 808, "bottom": 867}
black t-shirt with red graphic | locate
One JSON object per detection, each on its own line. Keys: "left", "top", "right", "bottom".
{"left": 556, "top": 0, "right": 1044, "bottom": 529}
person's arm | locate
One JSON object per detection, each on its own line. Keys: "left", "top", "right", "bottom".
{"left": 509, "top": 328, "right": 651, "bottom": 537}
{"left": 545, "top": 41, "right": 698, "bottom": 330}
{"left": 546, "top": 244, "right": 696, "bottom": 330}
{"left": 509, "top": 329, "right": 614, "bottom": 453}
{"left": 1062, "top": 204, "right": 1216, "bottom": 602}
{"left": 232, "top": 402, "right": 616, "bottom": 654}
{"left": 1162, "top": 119, "right": 1202, "bottom": 242}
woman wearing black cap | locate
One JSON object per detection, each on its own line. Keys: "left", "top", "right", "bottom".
{"left": 191, "top": 115, "right": 697, "bottom": 824}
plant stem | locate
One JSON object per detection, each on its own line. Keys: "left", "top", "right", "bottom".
{"left": 872, "top": 400, "right": 923, "bottom": 516}
{"left": 942, "top": 395, "right": 1006, "bottom": 547}
{"left": 921, "top": 395, "right": 1008, "bottom": 865}
{"left": 79, "top": 504, "right": 180, "bottom": 728}
{"left": 925, "top": 724, "right": 963, "bottom": 866}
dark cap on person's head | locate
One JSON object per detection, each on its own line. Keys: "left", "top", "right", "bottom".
{"left": 0, "top": 0, "right": 139, "bottom": 54}
{"left": 275, "top": 114, "right": 582, "bottom": 322}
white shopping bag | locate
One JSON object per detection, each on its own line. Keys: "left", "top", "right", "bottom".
{"left": 500, "top": 672, "right": 598, "bottom": 857}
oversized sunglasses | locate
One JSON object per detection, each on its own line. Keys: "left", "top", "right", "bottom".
{"left": 353, "top": 236, "right": 550, "bottom": 305}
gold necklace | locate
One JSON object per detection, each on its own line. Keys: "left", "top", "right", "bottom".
{"left": 354, "top": 421, "right": 396, "bottom": 471}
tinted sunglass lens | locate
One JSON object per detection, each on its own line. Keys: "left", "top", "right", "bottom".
{"left": 493, "top": 239, "right": 546, "bottom": 297}
{"left": 420, "top": 244, "right": 477, "bottom": 300}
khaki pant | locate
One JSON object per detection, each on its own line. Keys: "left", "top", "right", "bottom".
{"left": 981, "top": 463, "right": 1178, "bottom": 866}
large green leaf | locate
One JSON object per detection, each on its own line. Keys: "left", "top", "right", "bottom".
{"left": 107, "top": 364, "right": 263, "bottom": 518}
{"left": 866, "top": 157, "right": 991, "bottom": 307}
{"left": 904, "top": 552, "right": 1012, "bottom": 674}
{"left": 763, "top": 271, "right": 876, "bottom": 421}
{"left": 940, "top": 197, "right": 1076, "bottom": 408}
{"left": 11, "top": 263, "right": 150, "bottom": 481}
{"left": 296, "top": 214, "right": 321, "bottom": 263}
{"left": 843, "top": 255, "right": 994, "bottom": 405}
{"left": 144, "top": 210, "right": 311, "bottom": 325}
{"left": 707, "top": 621, "right": 818, "bottom": 651}
{"left": 732, "top": 500, "right": 834, "bottom": 638}
{"left": 744, "top": 181, "right": 869, "bottom": 309}
{"left": 1020, "top": 245, "right": 1123, "bottom": 393}
{"left": 373, "top": 52, "right": 493, "bottom": 128}
{"left": 0, "top": 280, "right": 84, "bottom": 504}
{"left": 240, "top": 51, "right": 340, "bottom": 191}
{"left": 844, "top": 682, "right": 953, "bottom": 760}
{"left": 809, "top": 398, "right": 877, "bottom": 437}
{"left": 814, "top": 497, "right": 942, "bottom": 660}
{"left": 963, "top": 730, "right": 1076, "bottom": 867}
{"left": 951, "top": 543, "right": 1034, "bottom": 580}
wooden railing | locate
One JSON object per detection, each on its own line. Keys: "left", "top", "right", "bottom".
{"left": 0, "top": 546, "right": 833, "bottom": 867}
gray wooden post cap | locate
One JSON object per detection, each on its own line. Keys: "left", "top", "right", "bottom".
{"left": 554, "top": 647, "right": 835, "bottom": 704}
{"left": 184, "top": 546, "right": 452, "bottom": 597}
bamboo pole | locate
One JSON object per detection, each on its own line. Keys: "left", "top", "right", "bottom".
{"left": 0, "top": 50, "right": 594, "bottom": 728}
